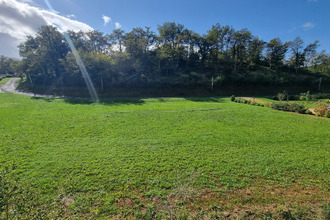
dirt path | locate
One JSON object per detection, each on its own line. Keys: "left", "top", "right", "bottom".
{"left": 0, "top": 78, "right": 64, "bottom": 98}
{"left": 237, "top": 97, "right": 272, "bottom": 104}
{"left": 0, "top": 78, "right": 20, "bottom": 93}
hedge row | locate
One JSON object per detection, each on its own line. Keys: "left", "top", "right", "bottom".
{"left": 231, "top": 95, "right": 330, "bottom": 118}
{"left": 270, "top": 102, "right": 308, "bottom": 114}
{"left": 231, "top": 97, "right": 266, "bottom": 107}
{"left": 272, "top": 93, "right": 330, "bottom": 101}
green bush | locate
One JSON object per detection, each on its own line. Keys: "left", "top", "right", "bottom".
{"left": 288, "top": 103, "right": 306, "bottom": 114}
{"left": 325, "top": 110, "right": 330, "bottom": 118}
{"left": 271, "top": 103, "right": 290, "bottom": 111}
{"left": 314, "top": 93, "right": 330, "bottom": 99}
{"left": 277, "top": 91, "right": 288, "bottom": 101}
{"left": 230, "top": 95, "right": 235, "bottom": 102}
{"left": 300, "top": 91, "right": 312, "bottom": 101}
{"left": 271, "top": 102, "right": 307, "bottom": 114}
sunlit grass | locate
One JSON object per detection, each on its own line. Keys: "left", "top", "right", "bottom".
{"left": 0, "top": 93, "right": 329, "bottom": 218}
{"left": 0, "top": 77, "right": 10, "bottom": 85}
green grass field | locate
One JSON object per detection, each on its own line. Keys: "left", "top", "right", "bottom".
{"left": 0, "top": 93, "right": 329, "bottom": 219}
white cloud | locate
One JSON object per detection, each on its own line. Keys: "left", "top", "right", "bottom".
{"left": 115, "top": 22, "right": 122, "bottom": 29}
{"left": 102, "top": 15, "right": 111, "bottom": 26}
{"left": 67, "top": 14, "right": 76, "bottom": 19}
{"left": 18, "top": 0, "right": 34, "bottom": 3}
{"left": 302, "top": 22, "right": 316, "bottom": 30}
{"left": 0, "top": 0, "right": 93, "bottom": 58}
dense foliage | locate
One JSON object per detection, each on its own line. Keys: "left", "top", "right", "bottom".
{"left": 10, "top": 23, "right": 330, "bottom": 94}
{"left": 270, "top": 102, "right": 307, "bottom": 114}
{"left": 0, "top": 56, "right": 19, "bottom": 79}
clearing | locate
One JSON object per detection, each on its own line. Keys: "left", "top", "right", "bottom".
{"left": 0, "top": 93, "right": 329, "bottom": 219}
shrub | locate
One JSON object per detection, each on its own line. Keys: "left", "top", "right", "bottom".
{"left": 271, "top": 102, "right": 307, "bottom": 114}
{"left": 300, "top": 91, "right": 312, "bottom": 101}
{"left": 277, "top": 92, "right": 286, "bottom": 102}
{"left": 314, "top": 93, "right": 330, "bottom": 99}
{"left": 325, "top": 110, "right": 330, "bottom": 118}
{"left": 288, "top": 103, "right": 307, "bottom": 114}
{"left": 230, "top": 95, "right": 235, "bottom": 102}
{"left": 271, "top": 102, "right": 290, "bottom": 111}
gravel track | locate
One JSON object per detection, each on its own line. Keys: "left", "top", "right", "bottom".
{"left": 0, "top": 78, "right": 64, "bottom": 98}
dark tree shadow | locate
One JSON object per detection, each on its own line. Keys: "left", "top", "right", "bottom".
{"left": 185, "top": 97, "right": 225, "bottom": 103}
{"left": 31, "top": 97, "right": 55, "bottom": 102}
{"left": 31, "top": 95, "right": 224, "bottom": 106}
{"left": 63, "top": 97, "right": 145, "bottom": 106}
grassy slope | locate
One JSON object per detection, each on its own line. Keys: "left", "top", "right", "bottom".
{"left": 0, "top": 77, "right": 10, "bottom": 85}
{"left": 0, "top": 94, "right": 329, "bottom": 219}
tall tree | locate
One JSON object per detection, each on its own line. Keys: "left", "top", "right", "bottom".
{"left": 309, "top": 51, "right": 330, "bottom": 73}
{"left": 0, "top": 56, "right": 17, "bottom": 75}
{"left": 191, "top": 33, "right": 211, "bottom": 71}
{"left": 124, "top": 27, "right": 155, "bottom": 58}
{"left": 303, "top": 40, "right": 319, "bottom": 67}
{"left": 109, "top": 29, "right": 125, "bottom": 52}
{"left": 247, "top": 37, "right": 266, "bottom": 69}
{"left": 18, "top": 25, "right": 69, "bottom": 85}
{"left": 289, "top": 37, "right": 305, "bottom": 72}
{"left": 265, "top": 38, "right": 289, "bottom": 70}
{"left": 206, "top": 24, "right": 234, "bottom": 73}
{"left": 157, "top": 22, "right": 185, "bottom": 48}
{"left": 85, "top": 30, "right": 110, "bottom": 53}
{"left": 230, "top": 29, "right": 252, "bottom": 72}
{"left": 157, "top": 22, "right": 188, "bottom": 76}
{"left": 123, "top": 27, "right": 156, "bottom": 78}
{"left": 66, "top": 30, "right": 88, "bottom": 51}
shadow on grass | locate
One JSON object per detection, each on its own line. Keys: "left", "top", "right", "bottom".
{"left": 31, "top": 96, "right": 224, "bottom": 105}
{"left": 31, "top": 97, "right": 55, "bottom": 102}
{"left": 63, "top": 98, "right": 145, "bottom": 106}
{"left": 185, "top": 97, "right": 225, "bottom": 103}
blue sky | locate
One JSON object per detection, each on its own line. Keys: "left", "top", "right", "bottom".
{"left": 0, "top": 0, "right": 329, "bottom": 58}
{"left": 51, "top": 0, "right": 328, "bottom": 46}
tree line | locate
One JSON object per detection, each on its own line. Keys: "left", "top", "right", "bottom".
{"left": 0, "top": 56, "right": 19, "bottom": 78}
{"left": 2, "top": 23, "right": 330, "bottom": 95}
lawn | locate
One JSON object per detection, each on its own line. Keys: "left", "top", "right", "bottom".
{"left": 0, "top": 93, "right": 329, "bottom": 219}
